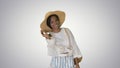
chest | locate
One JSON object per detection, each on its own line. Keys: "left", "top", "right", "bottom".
{"left": 52, "top": 29, "right": 69, "bottom": 46}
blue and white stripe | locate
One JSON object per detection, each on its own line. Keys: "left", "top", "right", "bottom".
{"left": 50, "top": 56, "right": 74, "bottom": 68}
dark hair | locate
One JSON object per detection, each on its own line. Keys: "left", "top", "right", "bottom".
{"left": 46, "top": 14, "right": 60, "bottom": 29}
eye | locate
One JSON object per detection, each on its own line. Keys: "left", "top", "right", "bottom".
{"left": 50, "top": 21, "right": 53, "bottom": 24}
{"left": 51, "top": 21, "right": 53, "bottom": 23}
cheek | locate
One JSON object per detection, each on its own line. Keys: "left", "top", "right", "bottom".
{"left": 50, "top": 23, "right": 53, "bottom": 26}
{"left": 50, "top": 23, "right": 54, "bottom": 28}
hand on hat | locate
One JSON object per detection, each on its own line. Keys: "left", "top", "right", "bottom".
{"left": 40, "top": 30, "right": 52, "bottom": 39}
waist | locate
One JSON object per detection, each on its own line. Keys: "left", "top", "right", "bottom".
{"left": 58, "top": 53, "right": 73, "bottom": 57}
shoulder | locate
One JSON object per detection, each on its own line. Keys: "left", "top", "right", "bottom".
{"left": 61, "top": 27, "right": 71, "bottom": 31}
{"left": 61, "top": 27, "right": 73, "bottom": 34}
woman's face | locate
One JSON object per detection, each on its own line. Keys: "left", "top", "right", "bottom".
{"left": 50, "top": 16, "right": 60, "bottom": 30}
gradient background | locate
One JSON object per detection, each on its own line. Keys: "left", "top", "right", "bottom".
{"left": 0, "top": 0, "right": 120, "bottom": 68}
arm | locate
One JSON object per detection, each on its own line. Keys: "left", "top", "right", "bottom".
{"left": 66, "top": 28, "right": 82, "bottom": 58}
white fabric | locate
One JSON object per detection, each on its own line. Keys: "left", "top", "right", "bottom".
{"left": 46, "top": 28, "right": 82, "bottom": 58}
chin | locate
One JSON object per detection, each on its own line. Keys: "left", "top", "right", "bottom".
{"left": 53, "top": 27, "right": 59, "bottom": 29}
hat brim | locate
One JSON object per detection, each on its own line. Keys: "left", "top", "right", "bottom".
{"left": 40, "top": 10, "right": 65, "bottom": 32}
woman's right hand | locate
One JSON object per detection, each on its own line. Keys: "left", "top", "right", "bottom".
{"left": 41, "top": 30, "right": 51, "bottom": 39}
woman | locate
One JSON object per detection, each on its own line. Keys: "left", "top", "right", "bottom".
{"left": 40, "top": 10, "right": 82, "bottom": 68}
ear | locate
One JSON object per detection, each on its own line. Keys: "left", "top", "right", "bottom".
{"left": 57, "top": 21, "right": 60, "bottom": 27}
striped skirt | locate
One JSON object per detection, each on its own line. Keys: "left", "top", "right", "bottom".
{"left": 50, "top": 56, "right": 75, "bottom": 68}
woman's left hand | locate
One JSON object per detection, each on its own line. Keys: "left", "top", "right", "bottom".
{"left": 76, "top": 64, "right": 80, "bottom": 68}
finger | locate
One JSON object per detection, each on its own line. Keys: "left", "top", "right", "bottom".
{"left": 40, "top": 30, "right": 44, "bottom": 34}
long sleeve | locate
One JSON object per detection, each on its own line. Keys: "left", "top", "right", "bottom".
{"left": 66, "top": 28, "right": 82, "bottom": 58}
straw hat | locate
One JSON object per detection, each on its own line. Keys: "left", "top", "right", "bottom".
{"left": 40, "top": 10, "right": 65, "bottom": 32}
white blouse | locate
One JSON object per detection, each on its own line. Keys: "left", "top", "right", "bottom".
{"left": 46, "top": 28, "right": 82, "bottom": 58}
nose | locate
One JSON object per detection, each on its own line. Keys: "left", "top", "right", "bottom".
{"left": 51, "top": 21, "right": 57, "bottom": 25}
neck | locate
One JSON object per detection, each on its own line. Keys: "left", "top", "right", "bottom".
{"left": 52, "top": 28, "right": 61, "bottom": 33}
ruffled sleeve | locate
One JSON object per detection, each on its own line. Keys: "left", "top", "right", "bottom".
{"left": 65, "top": 28, "right": 82, "bottom": 58}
